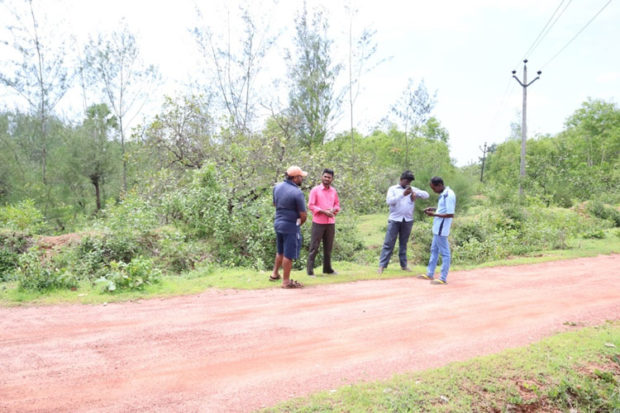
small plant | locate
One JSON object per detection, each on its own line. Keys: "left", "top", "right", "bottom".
{"left": 582, "top": 229, "right": 606, "bottom": 239}
{"left": 96, "top": 256, "right": 161, "bottom": 292}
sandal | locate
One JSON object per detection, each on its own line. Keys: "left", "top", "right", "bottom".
{"left": 269, "top": 275, "right": 281, "bottom": 282}
{"left": 281, "top": 279, "right": 303, "bottom": 289}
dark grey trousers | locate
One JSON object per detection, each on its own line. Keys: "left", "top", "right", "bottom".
{"left": 378, "top": 219, "right": 414, "bottom": 269}
{"left": 307, "top": 223, "right": 335, "bottom": 274}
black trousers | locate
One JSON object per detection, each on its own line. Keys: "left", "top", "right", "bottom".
{"left": 307, "top": 223, "right": 335, "bottom": 274}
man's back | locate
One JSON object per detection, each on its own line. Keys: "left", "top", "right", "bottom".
{"left": 273, "top": 180, "right": 305, "bottom": 233}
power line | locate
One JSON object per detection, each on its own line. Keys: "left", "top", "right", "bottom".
{"left": 521, "top": 0, "right": 572, "bottom": 62}
{"left": 541, "top": 0, "right": 614, "bottom": 69}
{"left": 485, "top": 78, "right": 516, "bottom": 140}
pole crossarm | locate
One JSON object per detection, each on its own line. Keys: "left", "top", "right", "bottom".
{"left": 526, "top": 76, "right": 541, "bottom": 87}
{"left": 512, "top": 75, "right": 525, "bottom": 87}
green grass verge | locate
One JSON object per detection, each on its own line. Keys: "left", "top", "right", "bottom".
{"left": 261, "top": 322, "right": 620, "bottom": 412}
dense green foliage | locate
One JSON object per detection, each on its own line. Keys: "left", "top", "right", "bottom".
{"left": 1, "top": 97, "right": 618, "bottom": 292}
{"left": 0, "top": 230, "right": 31, "bottom": 281}
{"left": 483, "top": 99, "right": 619, "bottom": 206}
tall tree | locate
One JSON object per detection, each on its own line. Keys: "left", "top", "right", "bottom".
{"left": 0, "top": 0, "right": 73, "bottom": 187}
{"left": 420, "top": 116, "right": 449, "bottom": 143}
{"left": 564, "top": 98, "right": 620, "bottom": 168}
{"left": 144, "top": 95, "right": 216, "bottom": 171}
{"left": 391, "top": 79, "right": 436, "bottom": 166}
{"left": 192, "top": 4, "right": 275, "bottom": 135}
{"left": 345, "top": 3, "right": 381, "bottom": 167}
{"left": 71, "top": 104, "right": 119, "bottom": 212}
{"left": 83, "top": 22, "right": 159, "bottom": 193}
{"left": 287, "top": 4, "right": 342, "bottom": 149}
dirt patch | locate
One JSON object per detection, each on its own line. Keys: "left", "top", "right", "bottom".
{"left": 37, "top": 232, "right": 85, "bottom": 250}
{"left": 0, "top": 254, "right": 618, "bottom": 412}
{"left": 35, "top": 232, "right": 94, "bottom": 259}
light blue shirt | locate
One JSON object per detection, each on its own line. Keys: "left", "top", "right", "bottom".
{"left": 432, "top": 186, "right": 456, "bottom": 236}
{"left": 385, "top": 184, "right": 429, "bottom": 222}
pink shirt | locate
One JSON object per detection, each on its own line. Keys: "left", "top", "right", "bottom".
{"left": 308, "top": 184, "right": 341, "bottom": 224}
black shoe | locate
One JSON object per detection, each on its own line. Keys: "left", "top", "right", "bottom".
{"left": 323, "top": 270, "right": 338, "bottom": 275}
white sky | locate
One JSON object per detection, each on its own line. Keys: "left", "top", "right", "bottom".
{"left": 2, "top": 0, "right": 619, "bottom": 166}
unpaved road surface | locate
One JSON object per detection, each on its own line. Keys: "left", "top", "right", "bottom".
{"left": 1, "top": 255, "right": 619, "bottom": 412}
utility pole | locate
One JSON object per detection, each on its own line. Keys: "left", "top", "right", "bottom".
{"left": 480, "top": 142, "right": 488, "bottom": 183}
{"left": 512, "top": 59, "right": 541, "bottom": 197}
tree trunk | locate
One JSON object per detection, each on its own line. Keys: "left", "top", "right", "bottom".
{"left": 90, "top": 174, "right": 101, "bottom": 211}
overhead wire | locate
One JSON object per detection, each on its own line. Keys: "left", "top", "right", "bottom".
{"left": 520, "top": 0, "right": 572, "bottom": 62}
{"left": 540, "top": 0, "right": 614, "bottom": 69}
{"left": 489, "top": 1, "right": 573, "bottom": 146}
{"left": 483, "top": 0, "right": 613, "bottom": 157}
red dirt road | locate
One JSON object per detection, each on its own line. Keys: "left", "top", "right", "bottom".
{"left": 1, "top": 255, "right": 619, "bottom": 412}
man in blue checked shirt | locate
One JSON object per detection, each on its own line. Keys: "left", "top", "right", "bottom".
{"left": 377, "top": 170, "right": 429, "bottom": 274}
{"left": 418, "top": 176, "right": 456, "bottom": 285}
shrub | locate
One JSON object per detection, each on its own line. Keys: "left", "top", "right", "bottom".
{"left": 587, "top": 201, "right": 620, "bottom": 227}
{"left": 299, "top": 212, "right": 366, "bottom": 270}
{"left": 165, "top": 164, "right": 366, "bottom": 270}
{"left": 73, "top": 234, "right": 142, "bottom": 280}
{"left": 16, "top": 251, "right": 78, "bottom": 291}
{"left": 96, "top": 256, "right": 161, "bottom": 292}
{"left": 154, "top": 227, "right": 210, "bottom": 272}
{"left": 160, "top": 164, "right": 228, "bottom": 239}
{"left": 408, "top": 219, "right": 433, "bottom": 265}
{"left": 0, "top": 230, "right": 32, "bottom": 281}
{"left": 98, "top": 194, "right": 160, "bottom": 234}
{"left": 0, "top": 200, "right": 46, "bottom": 234}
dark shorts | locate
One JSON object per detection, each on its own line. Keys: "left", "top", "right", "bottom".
{"left": 276, "top": 230, "right": 302, "bottom": 260}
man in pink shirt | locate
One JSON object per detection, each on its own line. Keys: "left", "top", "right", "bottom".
{"left": 307, "top": 168, "right": 340, "bottom": 276}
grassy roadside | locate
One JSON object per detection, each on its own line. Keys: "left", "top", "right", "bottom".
{"left": 1, "top": 220, "right": 618, "bottom": 306}
{"left": 261, "top": 322, "right": 620, "bottom": 412}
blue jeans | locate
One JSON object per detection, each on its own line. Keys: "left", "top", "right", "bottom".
{"left": 427, "top": 234, "right": 451, "bottom": 281}
{"left": 379, "top": 219, "right": 414, "bottom": 268}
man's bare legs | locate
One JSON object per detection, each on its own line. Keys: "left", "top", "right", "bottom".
{"left": 281, "top": 257, "right": 293, "bottom": 286}
{"left": 272, "top": 253, "right": 300, "bottom": 287}
{"left": 272, "top": 253, "right": 283, "bottom": 279}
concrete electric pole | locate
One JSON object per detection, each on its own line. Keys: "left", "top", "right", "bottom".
{"left": 512, "top": 59, "right": 541, "bottom": 197}
{"left": 480, "top": 142, "right": 488, "bottom": 183}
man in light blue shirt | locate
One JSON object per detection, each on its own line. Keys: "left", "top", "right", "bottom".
{"left": 378, "top": 170, "right": 429, "bottom": 274}
{"left": 418, "top": 176, "right": 456, "bottom": 285}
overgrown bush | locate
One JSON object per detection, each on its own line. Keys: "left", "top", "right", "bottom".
{"left": 160, "top": 164, "right": 228, "bottom": 239}
{"left": 96, "top": 256, "right": 161, "bottom": 292}
{"left": 154, "top": 227, "right": 210, "bottom": 272}
{"left": 297, "top": 212, "right": 366, "bottom": 270}
{"left": 164, "top": 164, "right": 366, "bottom": 270}
{"left": 587, "top": 201, "right": 620, "bottom": 227}
{"left": 16, "top": 251, "right": 78, "bottom": 291}
{"left": 0, "top": 200, "right": 46, "bottom": 234}
{"left": 0, "top": 230, "right": 32, "bottom": 281}
{"left": 70, "top": 234, "right": 139, "bottom": 280}
{"left": 62, "top": 195, "right": 163, "bottom": 279}
{"left": 408, "top": 219, "right": 434, "bottom": 265}
{"left": 405, "top": 202, "right": 611, "bottom": 266}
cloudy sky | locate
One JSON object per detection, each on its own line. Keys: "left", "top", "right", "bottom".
{"left": 2, "top": 0, "right": 619, "bottom": 166}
